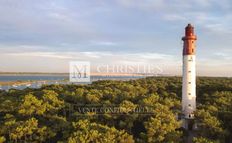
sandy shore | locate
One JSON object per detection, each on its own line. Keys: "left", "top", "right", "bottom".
{"left": 0, "top": 80, "right": 47, "bottom": 86}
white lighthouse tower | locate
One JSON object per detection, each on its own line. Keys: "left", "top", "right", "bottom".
{"left": 182, "top": 24, "right": 197, "bottom": 129}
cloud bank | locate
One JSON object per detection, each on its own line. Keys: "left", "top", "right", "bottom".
{"left": 0, "top": 0, "right": 231, "bottom": 76}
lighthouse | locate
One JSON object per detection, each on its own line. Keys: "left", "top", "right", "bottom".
{"left": 182, "top": 24, "right": 197, "bottom": 129}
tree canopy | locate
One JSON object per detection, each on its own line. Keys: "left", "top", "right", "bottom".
{"left": 0, "top": 77, "right": 232, "bottom": 142}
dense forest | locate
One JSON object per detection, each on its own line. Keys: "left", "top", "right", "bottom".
{"left": 0, "top": 77, "right": 232, "bottom": 143}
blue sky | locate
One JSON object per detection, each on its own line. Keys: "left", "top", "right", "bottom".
{"left": 0, "top": 0, "right": 231, "bottom": 76}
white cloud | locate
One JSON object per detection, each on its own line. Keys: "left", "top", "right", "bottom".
{"left": 48, "top": 12, "right": 71, "bottom": 21}
{"left": 213, "top": 52, "right": 232, "bottom": 60}
{"left": 3, "top": 51, "right": 173, "bottom": 61}
{"left": 5, "top": 52, "right": 75, "bottom": 60}
{"left": 116, "top": 0, "right": 165, "bottom": 12}
{"left": 90, "top": 41, "right": 118, "bottom": 46}
{"left": 163, "top": 14, "right": 186, "bottom": 21}
{"left": 131, "top": 53, "right": 174, "bottom": 60}
{"left": 1, "top": 50, "right": 231, "bottom": 76}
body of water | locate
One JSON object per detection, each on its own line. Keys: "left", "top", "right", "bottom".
{"left": 0, "top": 75, "right": 145, "bottom": 91}
{"left": 0, "top": 75, "right": 67, "bottom": 82}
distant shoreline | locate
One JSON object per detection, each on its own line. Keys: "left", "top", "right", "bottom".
{"left": 0, "top": 80, "right": 48, "bottom": 86}
{"left": 0, "top": 72, "right": 230, "bottom": 78}
{"left": 0, "top": 72, "right": 158, "bottom": 77}
{"left": 0, "top": 72, "right": 68, "bottom": 76}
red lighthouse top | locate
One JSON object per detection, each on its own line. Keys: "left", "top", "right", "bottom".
{"left": 182, "top": 23, "right": 197, "bottom": 40}
{"left": 182, "top": 23, "right": 197, "bottom": 55}
{"left": 185, "top": 24, "right": 194, "bottom": 36}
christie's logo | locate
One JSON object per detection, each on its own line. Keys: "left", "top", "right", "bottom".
{"left": 69, "top": 61, "right": 90, "bottom": 82}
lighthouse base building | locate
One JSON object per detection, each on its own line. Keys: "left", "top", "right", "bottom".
{"left": 181, "top": 24, "right": 197, "bottom": 130}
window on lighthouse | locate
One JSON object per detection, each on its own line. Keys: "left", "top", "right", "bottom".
{"left": 188, "top": 57, "right": 193, "bottom": 62}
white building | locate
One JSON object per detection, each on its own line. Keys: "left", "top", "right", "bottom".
{"left": 182, "top": 24, "right": 197, "bottom": 130}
